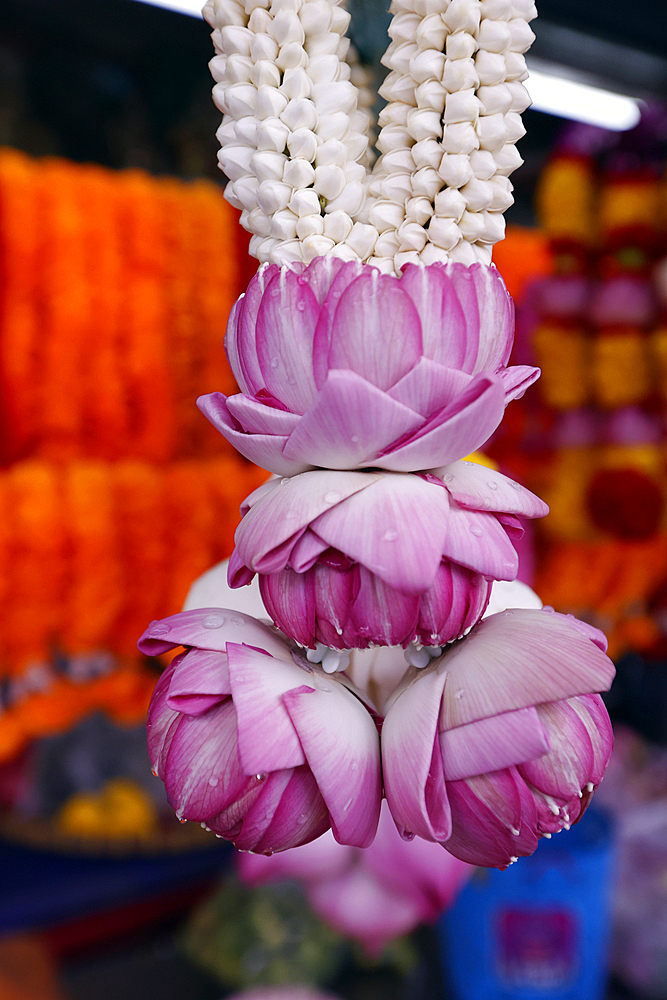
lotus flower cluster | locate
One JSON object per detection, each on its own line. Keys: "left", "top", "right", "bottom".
{"left": 199, "top": 258, "right": 538, "bottom": 476}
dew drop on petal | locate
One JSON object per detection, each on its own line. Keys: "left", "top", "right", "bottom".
{"left": 351, "top": 435, "right": 360, "bottom": 443}
{"left": 487, "top": 480, "right": 498, "bottom": 490}
{"left": 281, "top": 477, "right": 290, "bottom": 485}
{"left": 150, "top": 622, "right": 170, "bottom": 636}
{"left": 455, "top": 688, "right": 465, "bottom": 700}
{"left": 256, "top": 773, "right": 268, "bottom": 782}
{"left": 231, "top": 616, "right": 245, "bottom": 626}
{"left": 444, "top": 474, "right": 454, "bottom": 483}
{"left": 400, "top": 829, "right": 415, "bottom": 842}
{"left": 511, "top": 481, "right": 522, "bottom": 490}
{"left": 470, "top": 524, "right": 483, "bottom": 537}
{"left": 203, "top": 613, "right": 226, "bottom": 629}
{"left": 208, "top": 776, "right": 219, "bottom": 787}
{"left": 324, "top": 491, "right": 342, "bottom": 504}
{"left": 382, "top": 529, "right": 398, "bottom": 542}
{"left": 270, "top": 356, "right": 280, "bottom": 369}
{"left": 297, "top": 300, "right": 306, "bottom": 311}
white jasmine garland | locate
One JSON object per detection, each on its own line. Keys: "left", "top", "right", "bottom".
{"left": 205, "top": 0, "right": 535, "bottom": 271}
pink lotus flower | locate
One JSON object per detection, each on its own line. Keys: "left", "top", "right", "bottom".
{"left": 229, "top": 461, "right": 548, "bottom": 650}
{"left": 382, "top": 608, "right": 615, "bottom": 869}
{"left": 138, "top": 609, "right": 381, "bottom": 852}
{"left": 199, "top": 258, "right": 539, "bottom": 476}
{"left": 238, "top": 800, "right": 472, "bottom": 957}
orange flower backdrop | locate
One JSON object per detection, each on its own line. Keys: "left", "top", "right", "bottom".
{"left": 0, "top": 148, "right": 266, "bottom": 761}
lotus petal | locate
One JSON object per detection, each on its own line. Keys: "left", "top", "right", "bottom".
{"left": 499, "top": 364, "right": 541, "bottom": 401}
{"left": 440, "top": 705, "right": 550, "bottom": 781}
{"left": 438, "top": 459, "right": 549, "bottom": 518}
{"left": 167, "top": 647, "right": 231, "bottom": 715}
{"left": 226, "top": 393, "right": 302, "bottom": 435}
{"left": 138, "top": 608, "right": 289, "bottom": 659}
{"left": 387, "top": 358, "right": 473, "bottom": 418}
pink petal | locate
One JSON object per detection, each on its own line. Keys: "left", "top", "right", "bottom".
{"left": 256, "top": 270, "right": 320, "bottom": 413}
{"left": 438, "top": 460, "right": 549, "bottom": 518}
{"left": 379, "top": 374, "right": 506, "bottom": 471}
{"left": 240, "top": 478, "right": 280, "bottom": 516}
{"left": 228, "top": 548, "right": 256, "bottom": 588}
{"left": 311, "top": 474, "right": 449, "bottom": 593}
{"left": 167, "top": 647, "right": 231, "bottom": 715}
{"left": 226, "top": 393, "right": 302, "bottom": 434}
{"left": 382, "top": 666, "right": 452, "bottom": 842}
{"left": 227, "top": 642, "right": 312, "bottom": 773}
{"left": 417, "top": 564, "right": 491, "bottom": 646}
{"left": 260, "top": 570, "right": 317, "bottom": 647}
{"left": 387, "top": 358, "right": 473, "bottom": 417}
{"left": 282, "top": 370, "right": 424, "bottom": 469}
{"left": 440, "top": 706, "right": 550, "bottom": 781}
{"left": 220, "top": 767, "right": 292, "bottom": 848}
{"left": 197, "top": 394, "right": 309, "bottom": 476}
{"left": 147, "top": 660, "right": 181, "bottom": 777}
{"left": 398, "top": 264, "right": 469, "bottom": 369}
{"left": 312, "top": 261, "right": 367, "bottom": 387}
{"left": 225, "top": 295, "right": 258, "bottom": 396}
{"left": 348, "top": 566, "right": 420, "bottom": 647}
{"left": 499, "top": 364, "right": 540, "bottom": 401}
{"left": 234, "top": 470, "right": 381, "bottom": 574}
{"left": 575, "top": 694, "right": 613, "bottom": 783}
{"left": 229, "top": 266, "right": 281, "bottom": 396}
{"left": 283, "top": 681, "right": 382, "bottom": 847}
{"left": 438, "top": 609, "right": 616, "bottom": 730}
{"left": 518, "top": 699, "right": 595, "bottom": 800}
{"left": 249, "top": 766, "right": 330, "bottom": 853}
{"left": 290, "top": 529, "right": 330, "bottom": 572}
{"left": 137, "top": 608, "right": 291, "bottom": 660}
{"left": 312, "top": 561, "right": 357, "bottom": 648}
{"left": 327, "top": 270, "right": 423, "bottom": 390}
{"left": 441, "top": 499, "right": 519, "bottom": 580}
{"left": 308, "top": 865, "right": 422, "bottom": 957}
{"left": 297, "top": 255, "right": 349, "bottom": 304}
{"left": 445, "top": 263, "right": 514, "bottom": 372}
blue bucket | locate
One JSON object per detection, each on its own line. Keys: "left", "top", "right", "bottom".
{"left": 438, "top": 807, "right": 615, "bottom": 1000}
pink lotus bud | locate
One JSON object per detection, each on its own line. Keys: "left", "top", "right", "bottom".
{"left": 238, "top": 800, "right": 472, "bottom": 956}
{"left": 229, "top": 462, "right": 547, "bottom": 650}
{"left": 138, "top": 609, "right": 382, "bottom": 852}
{"left": 199, "top": 257, "right": 539, "bottom": 478}
{"left": 382, "top": 609, "right": 615, "bottom": 869}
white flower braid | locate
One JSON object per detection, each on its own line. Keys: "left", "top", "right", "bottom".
{"left": 204, "top": 0, "right": 535, "bottom": 271}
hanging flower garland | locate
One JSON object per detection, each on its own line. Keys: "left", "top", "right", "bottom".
{"left": 139, "top": 0, "right": 617, "bottom": 870}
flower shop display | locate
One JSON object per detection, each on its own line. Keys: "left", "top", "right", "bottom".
{"left": 140, "top": 0, "right": 617, "bottom": 873}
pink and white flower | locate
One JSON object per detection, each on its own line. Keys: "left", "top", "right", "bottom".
{"left": 381, "top": 608, "right": 615, "bottom": 869}
{"left": 238, "top": 800, "right": 472, "bottom": 956}
{"left": 229, "top": 461, "right": 548, "bottom": 650}
{"left": 138, "top": 609, "right": 382, "bottom": 852}
{"left": 199, "top": 258, "right": 539, "bottom": 476}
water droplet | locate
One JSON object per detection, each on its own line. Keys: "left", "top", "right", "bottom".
{"left": 150, "top": 622, "right": 170, "bottom": 636}
{"left": 462, "top": 460, "right": 474, "bottom": 466}
{"left": 444, "top": 474, "right": 454, "bottom": 482}
{"left": 208, "top": 776, "right": 219, "bottom": 787}
{"left": 203, "top": 612, "right": 226, "bottom": 629}
{"left": 263, "top": 849, "right": 274, "bottom": 856}
{"left": 231, "top": 616, "right": 245, "bottom": 626}
{"left": 487, "top": 480, "right": 498, "bottom": 490}
{"left": 255, "top": 772, "right": 268, "bottom": 782}
{"left": 324, "top": 491, "right": 341, "bottom": 504}
{"left": 382, "top": 529, "right": 398, "bottom": 542}
{"left": 270, "top": 356, "right": 280, "bottom": 368}
{"left": 297, "top": 300, "right": 306, "bottom": 311}
{"left": 400, "top": 829, "right": 415, "bottom": 842}
{"left": 351, "top": 435, "right": 360, "bottom": 443}
{"left": 318, "top": 683, "right": 332, "bottom": 692}
{"left": 455, "top": 688, "right": 465, "bottom": 700}
{"left": 511, "top": 481, "right": 522, "bottom": 490}
{"left": 470, "top": 524, "right": 483, "bottom": 537}
{"left": 281, "top": 477, "right": 290, "bottom": 485}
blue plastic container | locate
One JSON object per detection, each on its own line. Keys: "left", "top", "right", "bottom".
{"left": 438, "top": 808, "right": 614, "bottom": 1000}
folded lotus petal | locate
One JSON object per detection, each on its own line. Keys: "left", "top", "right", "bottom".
{"left": 283, "top": 681, "right": 382, "bottom": 847}
{"left": 243, "top": 766, "right": 330, "bottom": 854}
{"left": 494, "top": 512, "right": 524, "bottom": 541}
{"left": 417, "top": 563, "right": 490, "bottom": 646}
{"left": 297, "top": 254, "right": 349, "bottom": 305}
{"left": 312, "top": 261, "right": 377, "bottom": 388}
{"left": 282, "top": 369, "right": 424, "bottom": 469}
{"left": 437, "top": 460, "right": 549, "bottom": 518}
{"left": 290, "top": 529, "right": 330, "bottom": 573}
{"left": 146, "top": 659, "right": 180, "bottom": 778}
{"left": 240, "top": 477, "right": 280, "bottom": 516}
{"left": 379, "top": 374, "right": 506, "bottom": 471}
{"left": 310, "top": 474, "right": 449, "bottom": 593}
{"left": 197, "top": 394, "right": 307, "bottom": 477}
{"left": 215, "top": 766, "right": 293, "bottom": 848}
{"left": 229, "top": 267, "right": 281, "bottom": 396}
{"left": 382, "top": 666, "right": 452, "bottom": 842}
{"left": 235, "top": 470, "right": 380, "bottom": 574}
{"left": 517, "top": 699, "right": 595, "bottom": 800}
{"left": 441, "top": 501, "right": 519, "bottom": 580}
{"left": 440, "top": 705, "right": 550, "bottom": 781}
{"left": 167, "top": 647, "right": 231, "bottom": 715}
{"left": 348, "top": 566, "right": 421, "bottom": 648}
{"left": 226, "top": 393, "right": 302, "bottom": 435}
{"left": 260, "top": 569, "right": 317, "bottom": 647}
{"left": 225, "top": 297, "right": 255, "bottom": 396}
{"left": 444, "top": 767, "right": 540, "bottom": 867}
{"left": 255, "top": 270, "right": 320, "bottom": 413}
{"left": 398, "top": 264, "right": 469, "bottom": 370}
{"left": 226, "top": 642, "right": 311, "bottom": 773}
{"left": 308, "top": 865, "right": 422, "bottom": 958}
{"left": 227, "top": 549, "right": 256, "bottom": 588}
{"left": 138, "top": 608, "right": 289, "bottom": 660}
{"left": 575, "top": 694, "right": 614, "bottom": 783}
{"left": 326, "top": 271, "right": 423, "bottom": 390}
{"left": 498, "top": 364, "right": 541, "bottom": 402}
{"left": 445, "top": 263, "right": 514, "bottom": 373}
{"left": 386, "top": 358, "right": 473, "bottom": 418}
{"left": 163, "top": 700, "right": 252, "bottom": 821}
{"left": 311, "top": 561, "right": 357, "bottom": 647}
{"left": 438, "top": 610, "right": 616, "bottom": 730}
{"left": 548, "top": 610, "right": 608, "bottom": 652}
